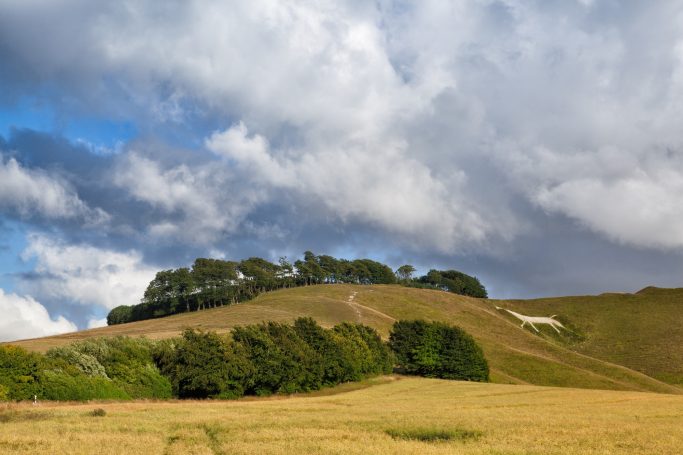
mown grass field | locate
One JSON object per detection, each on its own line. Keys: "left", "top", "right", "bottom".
{"left": 7, "top": 284, "right": 682, "bottom": 394}
{"left": 1, "top": 376, "right": 682, "bottom": 454}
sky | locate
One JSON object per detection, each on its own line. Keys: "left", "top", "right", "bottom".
{"left": 1, "top": 0, "right": 683, "bottom": 341}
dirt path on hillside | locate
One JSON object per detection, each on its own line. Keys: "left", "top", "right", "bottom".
{"left": 346, "top": 291, "right": 396, "bottom": 323}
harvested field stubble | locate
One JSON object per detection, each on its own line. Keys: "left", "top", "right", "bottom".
{"left": 1, "top": 377, "right": 682, "bottom": 454}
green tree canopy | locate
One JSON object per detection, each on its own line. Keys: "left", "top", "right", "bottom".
{"left": 396, "top": 264, "right": 416, "bottom": 281}
{"left": 389, "top": 320, "right": 489, "bottom": 382}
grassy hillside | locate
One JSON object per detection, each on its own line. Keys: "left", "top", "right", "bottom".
{"left": 7, "top": 285, "right": 682, "bottom": 393}
{"left": 2, "top": 377, "right": 682, "bottom": 454}
{"left": 495, "top": 286, "right": 683, "bottom": 386}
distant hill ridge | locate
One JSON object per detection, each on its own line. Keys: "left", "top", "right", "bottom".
{"left": 8, "top": 284, "right": 683, "bottom": 394}
{"left": 635, "top": 285, "right": 683, "bottom": 296}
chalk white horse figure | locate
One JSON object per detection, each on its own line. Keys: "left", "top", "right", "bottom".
{"left": 495, "top": 306, "right": 565, "bottom": 333}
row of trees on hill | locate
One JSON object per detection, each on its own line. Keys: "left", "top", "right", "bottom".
{"left": 1, "top": 319, "right": 488, "bottom": 402}
{"left": 403, "top": 269, "right": 488, "bottom": 298}
{"left": 107, "top": 251, "right": 487, "bottom": 325}
{"left": 155, "top": 319, "right": 393, "bottom": 398}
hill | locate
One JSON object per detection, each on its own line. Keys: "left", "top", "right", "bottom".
{"left": 496, "top": 286, "right": 683, "bottom": 386}
{"left": 6, "top": 284, "right": 682, "bottom": 393}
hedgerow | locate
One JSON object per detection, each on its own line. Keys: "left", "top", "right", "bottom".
{"left": 1, "top": 318, "right": 487, "bottom": 402}
{"left": 156, "top": 319, "right": 393, "bottom": 399}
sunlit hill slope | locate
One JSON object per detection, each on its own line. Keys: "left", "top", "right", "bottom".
{"left": 8, "top": 284, "right": 683, "bottom": 394}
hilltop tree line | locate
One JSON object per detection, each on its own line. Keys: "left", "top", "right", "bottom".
{"left": 402, "top": 269, "right": 488, "bottom": 298}
{"left": 107, "top": 251, "right": 487, "bottom": 325}
{"left": 0, "top": 319, "right": 488, "bottom": 402}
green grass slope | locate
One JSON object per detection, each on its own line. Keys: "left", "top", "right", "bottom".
{"left": 7, "top": 284, "right": 682, "bottom": 394}
{"left": 494, "top": 286, "right": 683, "bottom": 386}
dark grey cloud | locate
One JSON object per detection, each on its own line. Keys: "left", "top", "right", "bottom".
{"left": 1, "top": 1, "right": 683, "bottom": 337}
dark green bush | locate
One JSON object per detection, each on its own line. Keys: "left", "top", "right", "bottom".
{"left": 353, "top": 324, "right": 394, "bottom": 375}
{"left": 153, "top": 319, "right": 393, "bottom": 399}
{"left": 389, "top": 320, "right": 488, "bottom": 381}
{"left": 1, "top": 319, "right": 395, "bottom": 402}
{"left": 333, "top": 322, "right": 394, "bottom": 377}
{"left": 155, "top": 329, "right": 252, "bottom": 399}
{"left": 159, "top": 329, "right": 230, "bottom": 398}
{"left": 232, "top": 322, "right": 321, "bottom": 395}
{"left": 293, "top": 317, "right": 355, "bottom": 386}
{"left": 413, "top": 269, "right": 488, "bottom": 298}
{"left": 106, "top": 305, "right": 133, "bottom": 325}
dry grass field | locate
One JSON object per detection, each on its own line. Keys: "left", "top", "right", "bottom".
{"left": 1, "top": 376, "right": 682, "bottom": 455}
{"left": 8, "top": 284, "right": 681, "bottom": 394}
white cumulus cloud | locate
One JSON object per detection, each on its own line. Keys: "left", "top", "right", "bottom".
{"left": 0, "top": 155, "right": 108, "bottom": 224}
{"left": 206, "top": 122, "right": 497, "bottom": 251}
{"left": 0, "top": 289, "right": 76, "bottom": 342}
{"left": 113, "top": 152, "right": 266, "bottom": 245}
{"left": 20, "top": 233, "right": 158, "bottom": 310}
{"left": 86, "top": 317, "right": 108, "bottom": 329}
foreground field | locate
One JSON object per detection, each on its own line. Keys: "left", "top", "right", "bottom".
{"left": 1, "top": 377, "right": 682, "bottom": 454}
{"left": 9, "top": 285, "right": 681, "bottom": 394}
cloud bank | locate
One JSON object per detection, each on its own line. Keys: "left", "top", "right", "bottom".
{"left": 0, "top": 289, "right": 76, "bottom": 342}
{"left": 20, "top": 234, "right": 157, "bottom": 311}
{"left": 1, "top": 1, "right": 683, "bottom": 338}
{"left": 0, "top": 155, "right": 108, "bottom": 224}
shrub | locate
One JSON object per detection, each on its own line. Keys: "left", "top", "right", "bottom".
{"left": 232, "top": 322, "right": 320, "bottom": 395}
{"left": 0, "top": 384, "right": 9, "bottom": 401}
{"left": 160, "top": 329, "right": 228, "bottom": 398}
{"left": 157, "top": 329, "right": 252, "bottom": 399}
{"left": 39, "top": 369, "right": 129, "bottom": 401}
{"left": 333, "top": 323, "right": 393, "bottom": 378}
{"left": 388, "top": 320, "right": 427, "bottom": 373}
{"left": 0, "top": 345, "right": 42, "bottom": 401}
{"left": 89, "top": 408, "right": 106, "bottom": 417}
{"left": 46, "top": 337, "right": 172, "bottom": 399}
{"left": 353, "top": 324, "right": 394, "bottom": 375}
{"left": 46, "top": 347, "right": 108, "bottom": 378}
{"left": 385, "top": 427, "right": 482, "bottom": 442}
{"left": 293, "top": 317, "right": 354, "bottom": 386}
{"left": 106, "top": 305, "right": 133, "bottom": 325}
{"left": 151, "top": 321, "right": 395, "bottom": 400}
{"left": 83, "top": 337, "right": 170, "bottom": 398}
{"left": 389, "top": 320, "right": 489, "bottom": 381}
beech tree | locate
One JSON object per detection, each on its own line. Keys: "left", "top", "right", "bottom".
{"left": 396, "top": 264, "right": 416, "bottom": 281}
